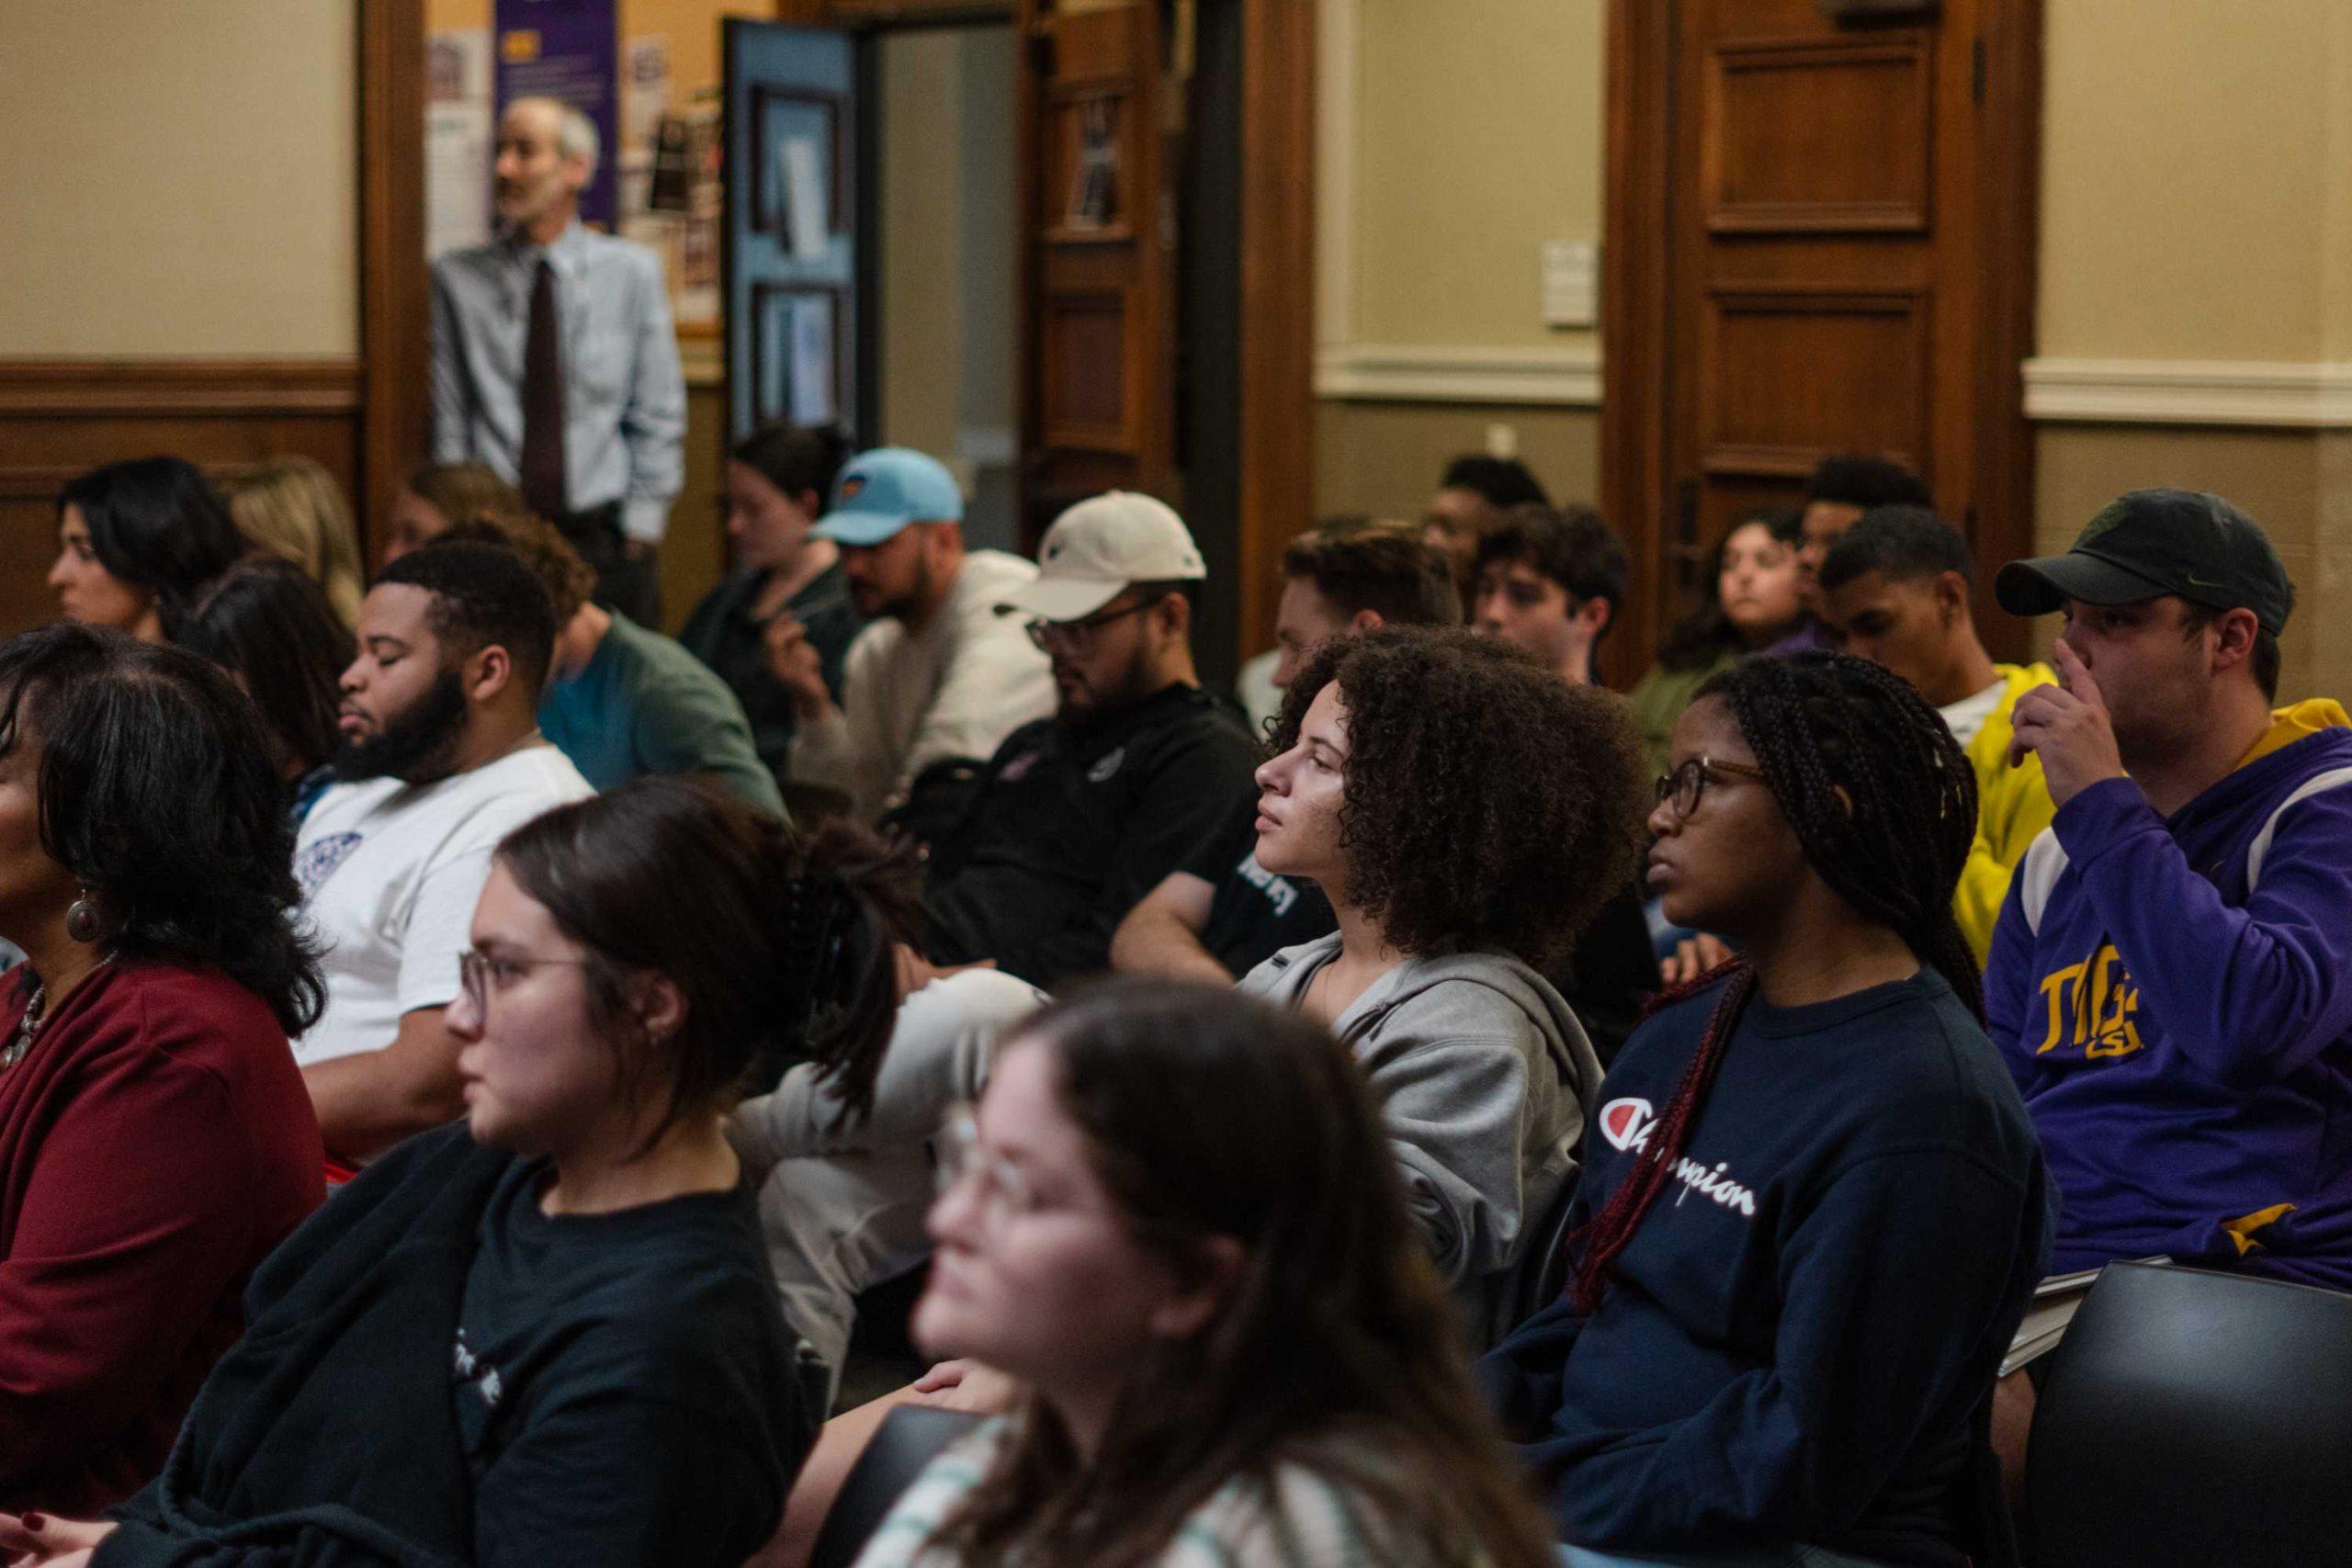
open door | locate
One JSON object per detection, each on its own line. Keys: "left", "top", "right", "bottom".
{"left": 1012, "top": 0, "right": 1178, "bottom": 546}
{"left": 723, "top": 19, "right": 864, "bottom": 446}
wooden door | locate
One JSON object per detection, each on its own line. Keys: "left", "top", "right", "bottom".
{"left": 1603, "top": 0, "right": 2040, "bottom": 672}
{"left": 1012, "top": 0, "right": 1177, "bottom": 544}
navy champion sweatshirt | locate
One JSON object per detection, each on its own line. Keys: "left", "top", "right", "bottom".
{"left": 1478, "top": 970, "right": 2050, "bottom": 1564}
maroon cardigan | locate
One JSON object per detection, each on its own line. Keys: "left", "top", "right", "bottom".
{"left": 0, "top": 960, "right": 323, "bottom": 1515}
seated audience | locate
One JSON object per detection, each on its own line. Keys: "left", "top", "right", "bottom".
{"left": 1481, "top": 651, "right": 2049, "bottom": 1565}
{"left": 1424, "top": 453, "right": 1551, "bottom": 602}
{"left": 165, "top": 557, "right": 354, "bottom": 823}
{"left": 1820, "top": 504, "right": 2057, "bottom": 963}
{"left": 0, "top": 626, "right": 324, "bottom": 1515}
{"left": 922, "top": 493, "right": 1258, "bottom": 987}
{"left": 681, "top": 423, "right": 865, "bottom": 790}
{"left": 1111, "top": 521, "right": 1456, "bottom": 984}
{"left": 850, "top": 980, "right": 1559, "bottom": 1567}
{"left": 1467, "top": 508, "right": 1664, "bottom": 1053}
{"left": 382, "top": 460, "right": 531, "bottom": 567}
{"left": 2, "top": 780, "right": 892, "bottom": 1565}
{"left": 47, "top": 457, "right": 246, "bottom": 642}
{"left": 1988, "top": 490, "right": 2352, "bottom": 1286}
{"left": 776, "top": 448, "right": 1055, "bottom": 822}
{"left": 1473, "top": 503, "right": 1627, "bottom": 687}
{"left": 295, "top": 540, "right": 593, "bottom": 1166}
{"left": 445, "top": 510, "right": 785, "bottom": 814}
{"left": 1627, "top": 506, "right": 1805, "bottom": 779}
{"left": 226, "top": 456, "right": 367, "bottom": 629}
{"left": 1240, "top": 628, "right": 1644, "bottom": 1344}
{"left": 1792, "top": 454, "right": 1932, "bottom": 638}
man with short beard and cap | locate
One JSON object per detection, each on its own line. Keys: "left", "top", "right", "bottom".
{"left": 293, "top": 540, "right": 593, "bottom": 1169}
{"left": 917, "top": 492, "right": 1260, "bottom": 988}
{"left": 430, "top": 96, "right": 684, "bottom": 624}
{"left": 1987, "top": 488, "right": 2352, "bottom": 1289}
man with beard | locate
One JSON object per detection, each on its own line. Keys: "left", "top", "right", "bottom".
{"left": 918, "top": 492, "right": 1259, "bottom": 987}
{"left": 293, "top": 540, "right": 594, "bottom": 1168}
{"left": 430, "top": 96, "right": 684, "bottom": 624}
{"left": 771, "top": 447, "right": 1054, "bottom": 821}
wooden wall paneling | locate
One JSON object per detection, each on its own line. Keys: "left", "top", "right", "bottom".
{"left": 359, "top": 0, "right": 430, "bottom": 563}
{"left": 0, "top": 360, "right": 364, "bottom": 638}
{"left": 1702, "top": 36, "right": 1933, "bottom": 234}
{"left": 1234, "top": 0, "right": 1316, "bottom": 655}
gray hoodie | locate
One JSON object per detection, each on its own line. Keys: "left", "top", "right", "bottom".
{"left": 1238, "top": 933, "right": 1603, "bottom": 1348}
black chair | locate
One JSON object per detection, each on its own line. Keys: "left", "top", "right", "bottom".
{"left": 808, "top": 1404, "right": 988, "bottom": 1568}
{"left": 1502, "top": 1165, "right": 1582, "bottom": 1331}
{"left": 2027, "top": 1260, "right": 2352, "bottom": 1567}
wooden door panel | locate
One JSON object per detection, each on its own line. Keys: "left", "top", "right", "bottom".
{"left": 1704, "top": 37, "right": 1933, "bottom": 233}
{"left": 1699, "top": 288, "right": 1930, "bottom": 471}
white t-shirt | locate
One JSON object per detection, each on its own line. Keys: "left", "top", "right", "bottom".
{"left": 293, "top": 744, "right": 594, "bottom": 1066}
{"left": 1939, "top": 677, "right": 2008, "bottom": 751}
{"left": 789, "top": 549, "right": 1056, "bottom": 820}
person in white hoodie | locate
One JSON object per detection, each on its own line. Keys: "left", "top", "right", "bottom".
{"left": 1238, "top": 626, "right": 1649, "bottom": 1348}
{"left": 766, "top": 448, "right": 1054, "bottom": 821}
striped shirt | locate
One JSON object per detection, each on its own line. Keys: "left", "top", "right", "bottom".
{"left": 852, "top": 1418, "right": 1442, "bottom": 1567}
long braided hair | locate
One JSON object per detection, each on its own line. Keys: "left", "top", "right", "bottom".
{"left": 1566, "top": 651, "right": 1979, "bottom": 1312}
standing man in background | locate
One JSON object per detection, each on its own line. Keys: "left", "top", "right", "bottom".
{"left": 431, "top": 96, "right": 684, "bottom": 626}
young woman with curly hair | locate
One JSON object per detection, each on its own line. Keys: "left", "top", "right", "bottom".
{"left": 857, "top": 980, "right": 1560, "bottom": 1568}
{"left": 1238, "top": 626, "right": 1648, "bottom": 1348}
{"left": 1478, "top": 652, "right": 2049, "bottom": 1567}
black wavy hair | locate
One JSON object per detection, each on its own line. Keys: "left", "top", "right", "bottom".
{"left": 1474, "top": 503, "right": 1632, "bottom": 649}
{"left": 1438, "top": 455, "right": 1550, "bottom": 510}
{"left": 1270, "top": 626, "right": 1647, "bottom": 966}
{"left": 494, "top": 777, "right": 918, "bottom": 1140}
{"left": 0, "top": 625, "right": 324, "bottom": 1033}
{"left": 57, "top": 457, "right": 246, "bottom": 616}
{"left": 1568, "top": 650, "right": 1977, "bottom": 1311}
{"left": 165, "top": 558, "right": 353, "bottom": 780}
{"left": 376, "top": 537, "right": 559, "bottom": 696}
{"left": 1803, "top": 454, "right": 1931, "bottom": 511}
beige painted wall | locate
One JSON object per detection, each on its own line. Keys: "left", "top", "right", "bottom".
{"left": 1315, "top": 402, "right": 1600, "bottom": 523}
{"left": 879, "top": 30, "right": 967, "bottom": 464}
{"left": 0, "top": 0, "right": 357, "bottom": 356}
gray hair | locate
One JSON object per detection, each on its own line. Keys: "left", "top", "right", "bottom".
{"left": 507, "top": 96, "right": 599, "bottom": 181}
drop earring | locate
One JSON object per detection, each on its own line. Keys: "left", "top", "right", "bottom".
{"left": 65, "top": 887, "right": 100, "bottom": 944}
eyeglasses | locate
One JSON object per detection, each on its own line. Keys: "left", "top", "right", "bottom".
{"left": 1024, "top": 598, "right": 1156, "bottom": 654}
{"left": 458, "top": 946, "right": 593, "bottom": 1016}
{"left": 934, "top": 1104, "right": 1045, "bottom": 1230}
{"left": 1654, "top": 756, "right": 1770, "bottom": 820}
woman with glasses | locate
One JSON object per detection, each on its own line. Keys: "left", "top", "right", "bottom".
{"left": 1478, "top": 651, "right": 2050, "bottom": 1567}
{"left": 2, "top": 779, "right": 907, "bottom": 1567}
{"left": 1240, "top": 626, "right": 1647, "bottom": 1348}
{"left": 854, "top": 979, "right": 1561, "bottom": 1567}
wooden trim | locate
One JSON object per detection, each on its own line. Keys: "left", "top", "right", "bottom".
{"left": 1970, "top": 0, "right": 2041, "bottom": 662}
{"left": 0, "top": 359, "right": 363, "bottom": 416}
{"left": 358, "top": 0, "right": 429, "bottom": 561}
{"left": 1599, "top": 0, "right": 1677, "bottom": 689}
{"left": 1235, "top": 0, "right": 1317, "bottom": 654}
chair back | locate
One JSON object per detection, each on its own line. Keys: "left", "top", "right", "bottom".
{"left": 1503, "top": 1166, "right": 1581, "bottom": 1329}
{"left": 2027, "top": 1260, "right": 2352, "bottom": 1567}
{"left": 808, "top": 1404, "right": 988, "bottom": 1568}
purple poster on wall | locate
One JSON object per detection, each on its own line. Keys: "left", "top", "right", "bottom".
{"left": 493, "top": 0, "right": 618, "bottom": 229}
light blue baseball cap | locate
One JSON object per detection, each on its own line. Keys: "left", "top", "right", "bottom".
{"left": 813, "top": 447, "right": 964, "bottom": 547}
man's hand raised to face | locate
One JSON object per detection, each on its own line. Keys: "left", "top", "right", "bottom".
{"left": 2007, "top": 638, "right": 2128, "bottom": 808}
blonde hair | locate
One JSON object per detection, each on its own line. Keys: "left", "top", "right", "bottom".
{"left": 228, "top": 457, "right": 365, "bottom": 630}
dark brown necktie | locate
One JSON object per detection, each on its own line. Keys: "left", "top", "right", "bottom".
{"left": 519, "top": 256, "right": 568, "bottom": 522}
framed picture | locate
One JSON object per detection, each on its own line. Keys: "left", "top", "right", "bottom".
{"left": 751, "top": 85, "right": 846, "bottom": 253}
{"left": 751, "top": 283, "right": 846, "bottom": 428}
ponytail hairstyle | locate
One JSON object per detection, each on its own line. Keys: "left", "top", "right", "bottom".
{"left": 493, "top": 778, "right": 917, "bottom": 1144}
{"left": 731, "top": 421, "right": 855, "bottom": 508}
{"left": 1566, "top": 650, "right": 1978, "bottom": 1311}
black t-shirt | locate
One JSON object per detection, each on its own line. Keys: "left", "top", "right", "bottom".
{"left": 454, "top": 1160, "right": 814, "bottom": 1568}
{"left": 924, "top": 682, "right": 1260, "bottom": 987}
{"left": 1184, "top": 795, "right": 1336, "bottom": 976}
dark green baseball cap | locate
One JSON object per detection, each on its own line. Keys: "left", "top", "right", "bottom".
{"left": 1996, "top": 488, "right": 2294, "bottom": 637}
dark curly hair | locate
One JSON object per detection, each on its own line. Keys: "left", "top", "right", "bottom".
{"left": 1568, "top": 650, "right": 1978, "bottom": 1312}
{"left": 1269, "top": 626, "right": 1646, "bottom": 966}
{"left": 0, "top": 624, "right": 324, "bottom": 1034}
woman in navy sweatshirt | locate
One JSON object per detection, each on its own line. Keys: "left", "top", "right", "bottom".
{"left": 1479, "top": 651, "right": 2051, "bottom": 1568}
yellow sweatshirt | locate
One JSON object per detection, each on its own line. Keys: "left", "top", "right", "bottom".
{"left": 1955, "top": 663, "right": 2059, "bottom": 965}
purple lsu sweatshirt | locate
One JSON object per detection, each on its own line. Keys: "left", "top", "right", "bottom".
{"left": 1985, "top": 712, "right": 2352, "bottom": 1286}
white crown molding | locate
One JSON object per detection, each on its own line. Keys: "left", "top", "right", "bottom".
{"left": 1314, "top": 343, "right": 1603, "bottom": 407}
{"left": 2023, "top": 358, "right": 2352, "bottom": 429}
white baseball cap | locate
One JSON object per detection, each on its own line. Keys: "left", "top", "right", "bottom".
{"left": 1001, "top": 491, "right": 1207, "bottom": 622}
